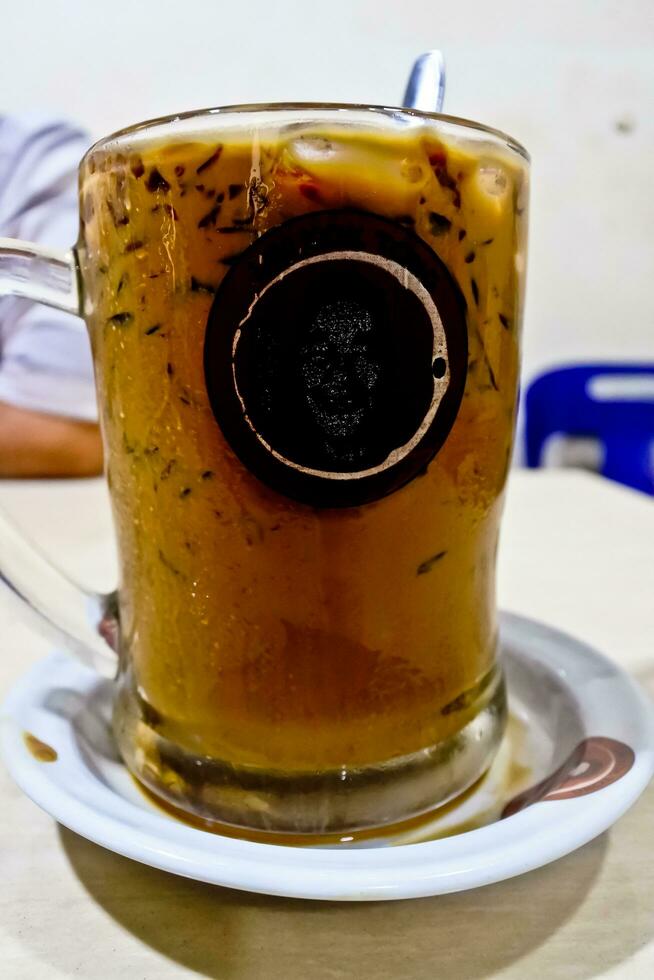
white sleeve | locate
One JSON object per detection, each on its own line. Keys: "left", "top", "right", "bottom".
{"left": 0, "top": 116, "right": 97, "bottom": 421}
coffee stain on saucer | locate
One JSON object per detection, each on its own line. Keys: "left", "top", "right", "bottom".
{"left": 130, "top": 714, "right": 537, "bottom": 848}
{"left": 23, "top": 732, "right": 58, "bottom": 762}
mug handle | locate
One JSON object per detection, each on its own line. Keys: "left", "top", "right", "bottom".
{"left": 0, "top": 237, "right": 118, "bottom": 678}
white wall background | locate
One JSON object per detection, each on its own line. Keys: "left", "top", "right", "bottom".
{"left": 2, "top": 0, "right": 653, "bottom": 401}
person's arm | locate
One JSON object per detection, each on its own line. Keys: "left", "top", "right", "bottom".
{"left": 0, "top": 401, "right": 102, "bottom": 477}
{"left": 0, "top": 115, "right": 100, "bottom": 477}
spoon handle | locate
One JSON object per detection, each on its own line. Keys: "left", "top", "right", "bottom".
{"left": 403, "top": 50, "right": 446, "bottom": 113}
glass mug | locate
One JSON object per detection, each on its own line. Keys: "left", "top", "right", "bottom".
{"left": 0, "top": 105, "right": 529, "bottom": 836}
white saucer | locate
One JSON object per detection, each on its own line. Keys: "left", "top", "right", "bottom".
{"left": 2, "top": 612, "right": 653, "bottom": 901}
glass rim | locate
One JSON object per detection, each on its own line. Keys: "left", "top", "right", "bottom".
{"left": 85, "top": 101, "right": 530, "bottom": 164}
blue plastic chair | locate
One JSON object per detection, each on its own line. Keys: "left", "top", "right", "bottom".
{"left": 524, "top": 364, "right": 654, "bottom": 495}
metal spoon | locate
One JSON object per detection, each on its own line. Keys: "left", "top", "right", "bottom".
{"left": 403, "top": 51, "right": 446, "bottom": 113}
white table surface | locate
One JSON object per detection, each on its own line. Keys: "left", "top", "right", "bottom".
{"left": 1, "top": 470, "right": 653, "bottom": 980}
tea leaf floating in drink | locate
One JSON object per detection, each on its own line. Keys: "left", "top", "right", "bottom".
{"left": 417, "top": 550, "right": 448, "bottom": 575}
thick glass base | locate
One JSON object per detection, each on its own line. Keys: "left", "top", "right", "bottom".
{"left": 113, "top": 666, "right": 507, "bottom": 836}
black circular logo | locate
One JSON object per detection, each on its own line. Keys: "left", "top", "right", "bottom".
{"left": 204, "top": 210, "right": 467, "bottom": 507}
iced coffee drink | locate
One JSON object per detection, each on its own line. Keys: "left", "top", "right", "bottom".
{"left": 78, "top": 106, "right": 528, "bottom": 833}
